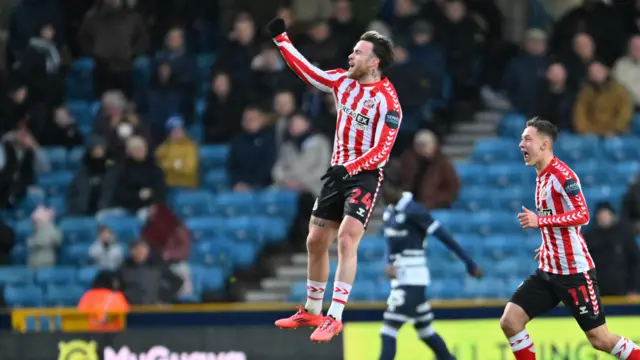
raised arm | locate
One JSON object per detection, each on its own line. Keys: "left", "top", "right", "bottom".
{"left": 344, "top": 83, "right": 402, "bottom": 175}
{"left": 538, "top": 178, "right": 590, "bottom": 228}
{"left": 268, "top": 18, "right": 345, "bottom": 92}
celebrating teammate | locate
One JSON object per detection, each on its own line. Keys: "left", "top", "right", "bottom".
{"left": 267, "top": 18, "right": 402, "bottom": 342}
{"left": 378, "top": 170, "right": 482, "bottom": 360}
{"left": 501, "top": 118, "right": 640, "bottom": 360}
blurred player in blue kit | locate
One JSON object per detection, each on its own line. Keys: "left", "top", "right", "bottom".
{"left": 378, "top": 169, "right": 483, "bottom": 360}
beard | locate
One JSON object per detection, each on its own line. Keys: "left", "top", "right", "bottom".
{"left": 347, "top": 65, "right": 367, "bottom": 80}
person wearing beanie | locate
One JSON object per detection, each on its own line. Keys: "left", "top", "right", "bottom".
{"left": 155, "top": 116, "right": 199, "bottom": 189}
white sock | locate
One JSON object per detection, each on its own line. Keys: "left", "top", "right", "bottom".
{"left": 304, "top": 280, "right": 326, "bottom": 315}
{"left": 508, "top": 330, "right": 535, "bottom": 353}
{"left": 327, "top": 281, "right": 352, "bottom": 321}
{"left": 611, "top": 337, "right": 636, "bottom": 359}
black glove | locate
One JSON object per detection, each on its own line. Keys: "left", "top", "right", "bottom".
{"left": 321, "top": 166, "right": 349, "bottom": 187}
{"left": 267, "top": 17, "right": 286, "bottom": 38}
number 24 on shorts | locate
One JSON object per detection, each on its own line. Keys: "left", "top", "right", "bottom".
{"left": 350, "top": 189, "right": 373, "bottom": 209}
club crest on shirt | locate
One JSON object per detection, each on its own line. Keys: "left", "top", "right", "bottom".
{"left": 363, "top": 99, "right": 376, "bottom": 109}
{"left": 539, "top": 187, "right": 547, "bottom": 200}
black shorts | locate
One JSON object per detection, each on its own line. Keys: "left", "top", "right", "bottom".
{"left": 510, "top": 268, "right": 606, "bottom": 332}
{"left": 311, "top": 167, "right": 383, "bottom": 227}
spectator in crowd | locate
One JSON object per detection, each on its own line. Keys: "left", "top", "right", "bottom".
{"left": 89, "top": 225, "right": 124, "bottom": 271}
{"left": 291, "top": 0, "right": 331, "bottom": 24}
{"left": 563, "top": 33, "right": 596, "bottom": 90}
{"left": 228, "top": 105, "right": 276, "bottom": 191}
{"left": 141, "top": 203, "right": 191, "bottom": 263}
{"left": 141, "top": 61, "right": 191, "bottom": 143}
{"left": 396, "top": 130, "right": 460, "bottom": 209}
{"left": 406, "top": 20, "right": 446, "bottom": 102}
{"left": 0, "top": 217, "right": 15, "bottom": 265}
{"left": 272, "top": 90, "right": 297, "bottom": 147}
{"left": 27, "top": 205, "right": 61, "bottom": 268}
{"left": 389, "top": 0, "right": 420, "bottom": 43}
{"left": 215, "top": 12, "right": 258, "bottom": 87}
{"left": 204, "top": 71, "right": 245, "bottom": 144}
{"left": 6, "top": 0, "right": 65, "bottom": 65}
{"left": 78, "top": 0, "right": 150, "bottom": 98}
{"left": 573, "top": 62, "right": 633, "bottom": 136}
{"left": 436, "top": 0, "right": 485, "bottom": 102}
{"left": 155, "top": 116, "right": 199, "bottom": 189}
{"left": 93, "top": 90, "right": 151, "bottom": 160}
{"left": 613, "top": 35, "right": 640, "bottom": 110}
{"left": 0, "top": 83, "right": 28, "bottom": 135}
{"left": 0, "top": 127, "right": 50, "bottom": 208}
{"left": 77, "top": 271, "right": 129, "bottom": 331}
{"left": 329, "top": 0, "right": 363, "bottom": 58}
{"left": 117, "top": 240, "right": 183, "bottom": 305}
{"left": 313, "top": 92, "right": 338, "bottom": 141}
{"left": 67, "top": 136, "right": 110, "bottom": 216}
{"left": 298, "top": 20, "right": 340, "bottom": 69}
{"left": 17, "top": 23, "right": 68, "bottom": 135}
{"left": 99, "top": 136, "right": 166, "bottom": 216}
{"left": 551, "top": 0, "right": 624, "bottom": 67}
{"left": 622, "top": 176, "right": 640, "bottom": 235}
{"left": 272, "top": 113, "right": 330, "bottom": 197}
{"left": 534, "top": 63, "right": 576, "bottom": 131}
{"left": 38, "top": 107, "right": 84, "bottom": 149}
{"left": 584, "top": 202, "right": 640, "bottom": 296}
{"left": 154, "top": 26, "right": 197, "bottom": 93}
{"left": 250, "top": 43, "right": 297, "bottom": 102}
{"left": 503, "top": 29, "right": 550, "bottom": 116}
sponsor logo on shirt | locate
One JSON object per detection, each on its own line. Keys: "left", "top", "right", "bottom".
{"left": 564, "top": 178, "right": 581, "bottom": 197}
{"left": 538, "top": 208, "right": 553, "bottom": 216}
{"left": 340, "top": 104, "right": 371, "bottom": 130}
{"left": 385, "top": 110, "right": 400, "bottom": 129}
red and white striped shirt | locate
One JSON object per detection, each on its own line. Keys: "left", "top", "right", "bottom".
{"left": 273, "top": 33, "right": 402, "bottom": 176}
{"left": 535, "top": 157, "right": 595, "bottom": 275}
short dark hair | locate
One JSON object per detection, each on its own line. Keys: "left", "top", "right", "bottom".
{"left": 526, "top": 117, "right": 558, "bottom": 143}
{"left": 360, "top": 31, "right": 395, "bottom": 71}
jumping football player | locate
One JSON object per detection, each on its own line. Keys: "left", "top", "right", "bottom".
{"left": 379, "top": 169, "right": 482, "bottom": 360}
{"left": 502, "top": 118, "right": 640, "bottom": 360}
{"left": 267, "top": 18, "right": 402, "bottom": 342}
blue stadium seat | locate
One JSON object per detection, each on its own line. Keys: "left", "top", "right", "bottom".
{"left": 357, "top": 262, "right": 386, "bottom": 283}
{"left": 602, "top": 137, "right": 640, "bottom": 162}
{"left": 451, "top": 234, "right": 483, "bottom": 258}
{"left": 252, "top": 216, "right": 288, "bottom": 243}
{"left": 68, "top": 147, "right": 85, "bottom": 169}
{"left": 199, "top": 145, "right": 230, "bottom": 172}
{"left": 289, "top": 281, "right": 307, "bottom": 301}
{"left": 195, "top": 98, "right": 207, "bottom": 122}
{"left": 59, "top": 243, "right": 92, "bottom": 265}
{"left": 187, "top": 123, "right": 203, "bottom": 142}
{"left": 59, "top": 217, "right": 98, "bottom": 243}
{"left": 455, "top": 163, "right": 489, "bottom": 187}
{"left": 493, "top": 187, "right": 528, "bottom": 212}
{"left": 463, "top": 277, "right": 503, "bottom": 298}
{"left": 427, "top": 256, "right": 466, "bottom": 279}
{"left": 133, "top": 56, "right": 151, "bottom": 94}
{"left": 428, "top": 278, "right": 463, "bottom": 299}
{"left": 467, "top": 212, "right": 520, "bottom": 235}
{"left": 0, "top": 266, "right": 33, "bottom": 285}
{"left": 35, "top": 267, "right": 76, "bottom": 285}
{"left": 10, "top": 244, "right": 27, "bottom": 264}
{"left": 184, "top": 217, "right": 224, "bottom": 241}
{"left": 497, "top": 112, "right": 527, "bottom": 138}
{"left": 14, "top": 219, "right": 33, "bottom": 243}
{"left": 38, "top": 171, "right": 74, "bottom": 196}
{"left": 555, "top": 134, "right": 600, "bottom": 162}
{"left": 582, "top": 186, "right": 626, "bottom": 209}
{"left": 67, "top": 58, "right": 94, "bottom": 100}
{"left": 196, "top": 53, "right": 215, "bottom": 79}
{"left": 613, "top": 162, "right": 640, "bottom": 185}
{"left": 632, "top": 113, "right": 640, "bottom": 136}
{"left": 47, "top": 196, "right": 67, "bottom": 219}
{"left": 13, "top": 190, "right": 47, "bottom": 220}
{"left": 172, "top": 190, "right": 216, "bottom": 217}
{"left": 42, "top": 147, "right": 68, "bottom": 172}
{"left": 215, "top": 192, "right": 255, "bottom": 216}
{"left": 255, "top": 189, "right": 298, "bottom": 220}
{"left": 482, "top": 236, "right": 519, "bottom": 260}
{"left": 190, "top": 240, "right": 233, "bottom": 271}
{"left": 228, "top": 241, "right": 259, "bottom": 268}
{"left": 45, "top": 285, "right": 85, "bottom": 307}
{"left": 358, "top": 240, "right": 387, "bottom": 262}
{"left": 430, "top": 210, "right": 473, "bottom": 233}
{"left": 350, "top": 279, "right": 376, "bottom": 301}
{"left": 76, "top": 266, "right": 100, "bottom": 287}
{"left": 66, "top": 101, "right": 93, "bottom": 126}
{"left": 69, "top": 57, "right": 95, "bottom": 76}
{"left": 572, "top": 161, "right": 613, "bottom": 186}
{"left": 199, "top": 267, "right": 227, "bottom": 292}
{"left": 455, "top": 186, "right": 492, "bottom": 211}
{"left": 471, "top": 138, "right": 520, "bottom": 163}
{"left": 487, "top": 163, "right": 531, "bottom": 187}
{"left": 222, "top": 216, "right": 264, "bottom": 243}
{"left": 203, "top": 170, "right": 229, "bottom": 193}
{"left": 99, "top": 216, "right": 141, "bottom": 244}
{"left": 4, "top": 285, "right": 43, "bottom": 307}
